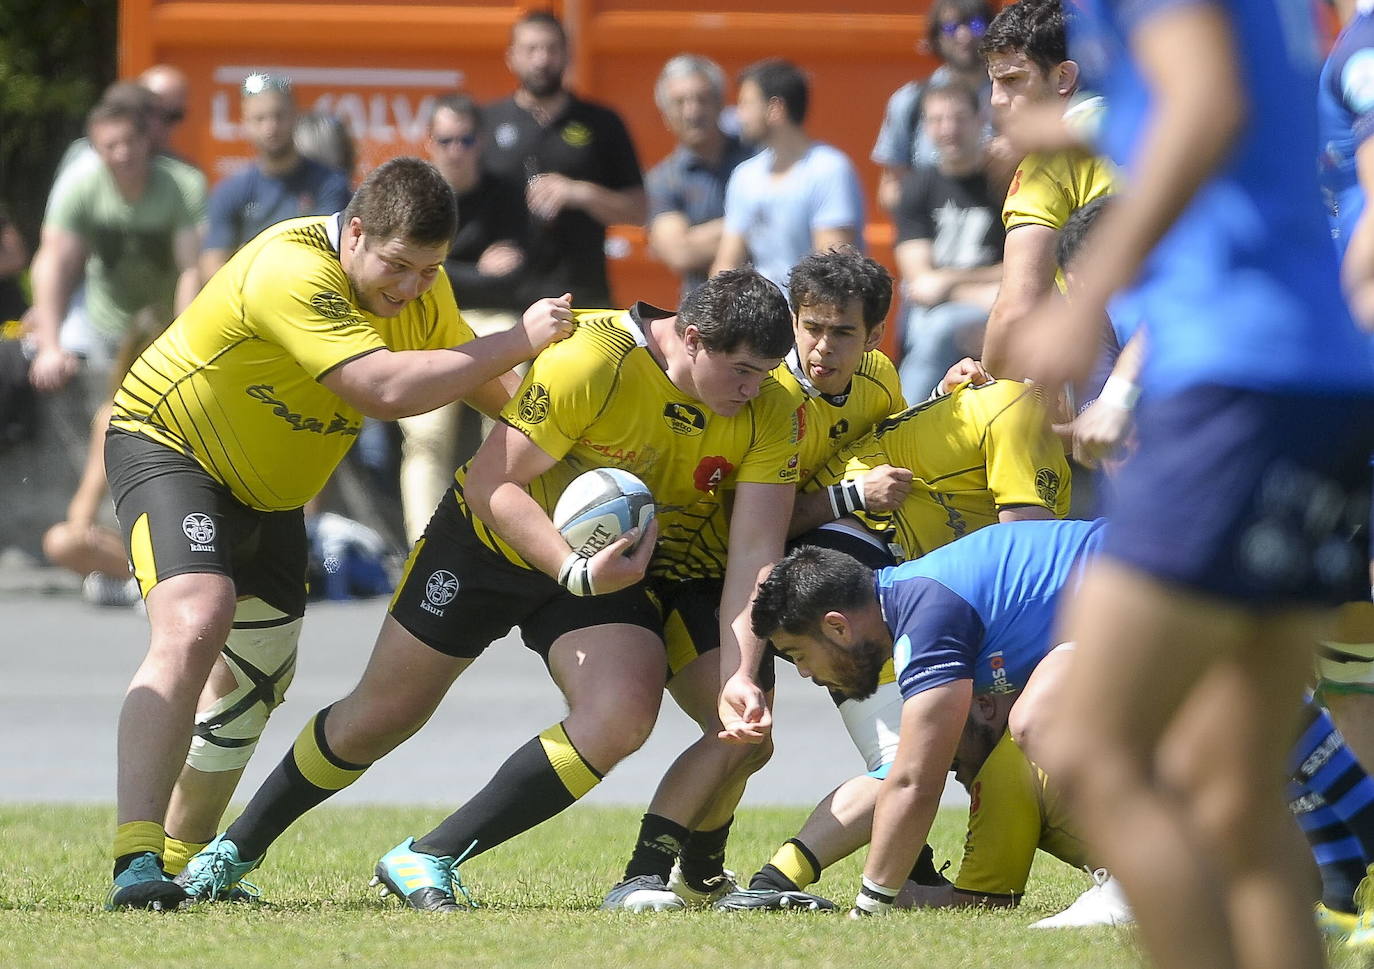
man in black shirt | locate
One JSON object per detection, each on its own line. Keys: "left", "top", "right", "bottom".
{"left": 482, "top": 9, "right": 646, "bottom": 307}
{"left": 892, "top": 78, "right": 1004, "bottom": 402}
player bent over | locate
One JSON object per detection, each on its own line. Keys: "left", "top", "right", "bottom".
{"left": 180, "top": 269, "right": 802, "bottom": 910}
{"left": 103, "top": 157, "right": 574, "bottom": 910}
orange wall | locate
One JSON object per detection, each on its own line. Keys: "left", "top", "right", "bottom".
{"left": 121, "top": 0, "right": 940, "bottom": 349}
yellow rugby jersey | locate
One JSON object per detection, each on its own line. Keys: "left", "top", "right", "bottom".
{"left": 111, "top": 215, "right": 473, "bottom": 511}
{"left": 955, "top": 732, "right": 1087, "bottom": 897}
{"left": 812, "top": 380, "right": 1070, "bottom": 559}
{"left": 773, "top": 347, "right": 904, "bottom": 487}
{"left": 454, "top": 304, "right": 803, "bottom": 582}
{"left": 1002, "top": 149, "right": 1117, "bottom": 233}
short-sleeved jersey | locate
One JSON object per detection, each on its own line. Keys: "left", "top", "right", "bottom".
{"left": 1074, "top": 0, "right": 1374, "bottom": 397}
{"left": 1002, "top": 147, "right": 1116, "bottom": 234}
{"left": 879, "top": 518, "right": 1104, "bottom": 698}
{"left": 814, "top": 380, "right": 1071, "bottom": 559}
{"left": 453, "top": 304, "right": 803, "bottom": 582}
{"left": 204, "top": 158, "right": 352, "bottom": 255}
{"left": 110, "top": 215, "right": 472, "bottom": 511}
{"left": 1319, "top": 6, "right": 1374, "bottom": 260}
{"left": 774, "top": 347, "right": 903, "bottom": 487}
{"left": 955, "top": 732, "right": 1087, "bottom": 896}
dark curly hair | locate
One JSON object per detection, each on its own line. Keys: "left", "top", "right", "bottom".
{"left": 787, "top": 246, "right": 893, "bottom": 333}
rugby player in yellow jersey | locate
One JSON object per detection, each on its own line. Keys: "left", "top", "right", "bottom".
{"left": 975, "top": 0, "right": 1116, "bottom": 380}
{"left": 604, "top": 246, "right": 908, "bottom": 910}
{"left": 101, "top": 157, "right": 575, "bottom": 911}
{"left": 178, "top": 268, "right": 802, "bottom": 912}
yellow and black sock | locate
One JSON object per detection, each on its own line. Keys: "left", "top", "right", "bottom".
{"left": 224, "top": 705, "right": 370, "bottom": 860}
{"left": 161, "top": 836, "right": 209, "bottom": 877}
{"left": 414, "top": 723, "right": 601, "bottom": 859}
{"left": 679, "top": 818, "right": 733, "bottom": 892}
{"left": 623, "top": 813, "right": 691, "bottom": 883}
{"left": 750, "top": 838, "right": 821, "bottom": 892}
{"left": 113, "top": 820, "right": 166, "bottom": 877}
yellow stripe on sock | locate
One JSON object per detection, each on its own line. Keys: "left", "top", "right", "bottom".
{"left": 538, "top": 723, "right": 601, "bottom": 799}
{"left": 769, "top": 840, "right": 819, "bottom": 890}
{"left": 114, "top": 820, "right": 166, "bottom": 861}
{"left": 292, "top": 715, "right": 368, "bottom": 791}
{"left": 128, "top": 513, "right": 156, "bottom": 598}
{"left": 162, "top": 837, "right": 208, "bottom": 876}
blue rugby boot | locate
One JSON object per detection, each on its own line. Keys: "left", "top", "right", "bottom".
{"left": 175, "top": 834, "right": 263, "bottom": 903}
{"left": 371, "top": 838, "right": 475, "bottom": 912}
{"left": 105, "top": 852, "right": 188, "bottom": 911}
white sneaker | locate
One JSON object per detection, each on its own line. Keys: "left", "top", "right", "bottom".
{"left": 82, "top": 572, "right": 140, "bottom": 608}
{"left": 667, "top": 861, "right": 738, "bottom": 906}
{"left": 600, "top": 874, "right": 686, "bottom": 912}
{"left": 1030, "top": 868, "right": 1133, "bottom": 928}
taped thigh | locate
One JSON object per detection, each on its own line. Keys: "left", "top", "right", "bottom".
{"left": 186, "top": 597, "right": 302, "bottom": 772}
{"left": 837, "top": 665, "right": 902, "bottom": 774}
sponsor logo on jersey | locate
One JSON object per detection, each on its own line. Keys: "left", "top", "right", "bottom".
{"left": 693, "top": 455, "right": 734, "bottom": 493}
{"left": 183, "top": 513, "right": 217, "bottom": 551}
{"left": 246, "top": 385, "right": 362, "bottom": 436}
{"left": 310, "top": 290, "right": 357, "bottom": 322}
{"left": 791, "top": 405, "right": 806, "bottom": 444}
{"left": 518, "top": 383, "right": 551, "bottom": 424}
{"left": 1035, "top": 468, "right": 1060, "bottom": 504}
{"left": 828, "top": 418, "right": 849, "bottom": 441}
{"left": 421, "top": 569, "right": 459, "bottom": 616}
{"left": 561, "top": 121, "right": 592, "bottom": 147}
{"left": 1007, "top": 168, "right": 1023, "bottom": 197}
{"left": 663, "top": 401, "right": 706, "bottom": 436}
{"left": 987, "top": 651, "right": 1013, "bottom": 694}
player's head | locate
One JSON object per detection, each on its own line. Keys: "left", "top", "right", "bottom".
{"left": 340, "top": 158, "right": 456, "bottom": 318}
{"left": 426, "top": 93, "right": 484, "bottom": 189}
{"left": 294, "top": 112, "right": 356, "bottom": 181}
{"left": 137, "top": 64, "right": 189, "bottom": 153}
{"left": 1057, "top": 195, "right": 1113, "bottom": 288}
{"left": 675, "top": 268, "right": 793, "bottom": 417}
{"left": 752, "top": 545, "right": 890, "bottom": 700}
{"left": 240, "top": 73, "right": 297, "bottom": 164}
{"left": 921, "top": 77, "right": 983, "bottom": 168}
{"left": 655, "top": 54, "right": 727, "bottom": 153}
{"left": 508, "top": 9, "right": 568, "bottom": 99}
{"left": 87, "top": 84, "right": 154, "bottom": 185}
{"left": 786, "top": 247, "right": 892, "bottom": 396}
{"left": 952, "top": 694, "right": 1012, "bottom": 788}
{"left": 736, "top": 58, "right": 808, "bottom": 143}
{"left": 927, "top": 0, "right": 995, "bottom": 73}
{"left": 980, "top": 0, "right": 1079, "bottom": 125}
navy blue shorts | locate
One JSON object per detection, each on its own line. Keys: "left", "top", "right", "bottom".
{"left": 1103, "top": 385, "right": 1374, "bottom": 605}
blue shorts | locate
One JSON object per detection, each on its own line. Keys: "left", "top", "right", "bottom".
{"left": 1103, "top": 386, "right": 1374, "bottom": 605}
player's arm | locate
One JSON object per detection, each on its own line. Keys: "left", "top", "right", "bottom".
{"left": 1068, "top": 329, "right": 1145, "bottom": 468}
{"left": 1344, "top": 137, "right": 1374, "bottom": 331}
{"left": 321, "top": 295, "right": 573, "bottom": 420}
{"left": 718, "top": 480, "right": 795, "bottom": 743}
{"left": 855, "top": 679, "right": 973, "bottom": 913}
{"left": 172, "top": 225, "right": 203, "bottom": 314}
{"left": 791, "top": 445, "right": 912, "bottom": 538}
{"left": 647, "top": 210, "right": 724, "bottom": 278}
{"left": 463, "top": 421, "right": 654, "bottom": 593}
{"left": 979, "top": 224, "right": 1059, "bottom": 378}
{"left": 462, "top": 369, "right": 523, "bottom": 420}
{"left": 26, "top": 224, "right": 87, "bottom": 391}
{"left": 1007, "top": 5, "right": 1246, "bottom": 384}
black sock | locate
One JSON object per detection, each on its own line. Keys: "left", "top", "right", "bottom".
{"left": 226, "top": 705, "right": 369, "bottom": 861}
{"left": 749, "top": 864, "right": 801, "bottom": 893}
{"left": 679, "top": 818, "right": 733, "bottom": 892}
{"left": 622, "top": 813, "right": 690, "bottom": 883}
{"left": 909, "top": 844, "right": 943, "bottom": 885}
{"left": 414, "top": 724, "right": 601, "bottom": 860}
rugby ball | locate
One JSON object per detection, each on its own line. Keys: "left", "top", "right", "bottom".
{"left": 553, "top": 468, "right": 656, "bottom": 557}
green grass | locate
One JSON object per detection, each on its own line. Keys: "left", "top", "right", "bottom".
{"left": 0, "top": 802, "right": 1332, "bottom": 969}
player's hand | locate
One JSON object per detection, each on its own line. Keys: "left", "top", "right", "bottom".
{"left": 936, "top": 357, "right": 993, "bottom": 396}
{"left": 584, "top": 517, "right": 658, "bottom": 594}
{"left": 862, "top": 465, "right": 913, "bottom": 513}
{"left": 519, "top": 293, "right": 575, "bottom": 354}
{"left": 527, "top": 173, "right": 578, "bottom": 220}
{"left": 29, "top": 345, "right": 78, "bottom": 393}
{"left": 717, "top": 671, "right": 772, "bottom": 744}
{"left": 476, "top": 242, "right": 523, "bottom": 277}
{"left": 1062, "top": 396, "right": 1134, "bottom": 469}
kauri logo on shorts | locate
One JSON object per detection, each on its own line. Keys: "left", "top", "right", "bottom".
{"left": 1035, "top": 468, "right": 1061, "bottom": 504}
{"left": 663, "top": 402, "right": 706, "bottom": 436}
{"left": 422, "top": 570, "right": 459, "bottom": 616}
{"left": 518, "top": 384, "right": 551, "bottom": 424}
{"left": 183, "top": 513, "right": 216, "bottom": 551}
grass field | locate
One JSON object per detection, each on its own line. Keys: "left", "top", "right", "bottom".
{"left": 0, "top": 803, "right": 1357, "bottom": 969}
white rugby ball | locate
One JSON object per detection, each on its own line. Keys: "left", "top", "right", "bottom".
{"left": 553, "top": 468, "right": 656, "bottom": 557}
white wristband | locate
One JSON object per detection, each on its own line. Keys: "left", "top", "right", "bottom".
{"left": 826, "top": 473, "right": 868, "bottom": 520}
{"left": 557, "top": 551, "right": 594, "bottom": 596}
{"left": 1096, "top": 375, "right": 1141, "bottom": 411}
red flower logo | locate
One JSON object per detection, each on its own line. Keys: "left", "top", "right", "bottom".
{"left": 693, "top": 456, "right": 734, "bottom": 493}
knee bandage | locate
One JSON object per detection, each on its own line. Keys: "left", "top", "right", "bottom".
{"left": 186, "top": 597, "right": 302, "bottom": 772}
{"left": 1316, "top": 640, "right": 1374, "bottom": 696}
{"left": 838, "top": 670, "right": 903, "bottom": 775}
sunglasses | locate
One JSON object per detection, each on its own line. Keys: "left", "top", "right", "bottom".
{"left": 241, "top": 73, "right": 293, "bottom": 97}
{"left": 434, "top": 133, "right": 479, "bottom": 148}
{"left": 941, "top": 17, "right": 987, "bottom": 36}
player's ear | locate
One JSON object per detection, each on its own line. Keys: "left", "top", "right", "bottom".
{"left": 822, "top": 610, "right": 850, "bottom": 641}
{"left": 1055, "top": 59, "right": 1080, "bottom": 98}
{"left": 864, "top": 321, "right": 885, "bottom": 352}
{"left": 682, "top": 323, "right": 704, "bottom": 357}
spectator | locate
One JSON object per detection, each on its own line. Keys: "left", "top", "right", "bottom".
{"left": 893, "top": 78, "right": 1004, "bottom": 402}
{"left": 0, "top": 203, "right": 30, "bottom": 323}
{"left": 294, "top": 112, "right": 358, "bottom": 184}
{"left": 481, "top": 9, "right": 647, "bottom": 307}
{"left": 200, "top": 74, "right": 352, "bottom": 279}
{"left": 872, "top": 0, "right": 995, "bottom": 212}
{"left": 396, "top": 93, "right": 530, "bottom": 542}
{"left": 26, "top": 84, "right": 201, "bottom": 392}
{"left": 711, "top": 58, "right": 865, "bottom": 293}
{"left": 644, "top": 54, "right": 755, "bottom": 300}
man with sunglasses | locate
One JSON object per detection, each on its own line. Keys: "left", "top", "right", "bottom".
{"left": 200, "top": 74, "right": 352, "bottom": 279}
{"left": 871, "top": 0, "right": 995, "bottom": 213}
